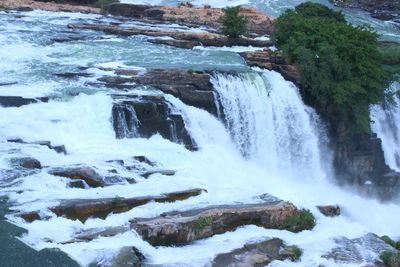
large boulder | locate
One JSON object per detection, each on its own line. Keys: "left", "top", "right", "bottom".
{"left": 9, "top": 157, "right": 42, "bottom": 170}
{"left": 0, "top": 96, "right": 48, "bottom": 108}
{"left": 131, "top": 202, "right": 312, "bottom": 246}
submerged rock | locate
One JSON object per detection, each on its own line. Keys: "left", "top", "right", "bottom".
{"left": 211, "top": 238, "right": 299, "bottom": 267}
{"left": 10, "top": 157, "right": 42, "bottom": 170}
{"left": 49, "top": 166, "right": 105, "bottom": 188}
{"left": 132, "top": 201, "right": 308, "bottom": 246}
{"left": 7, "top": 138, "right": 67, "bottom": 154}
{"left": 94, "top": 247, "right": 144, "bottom": 267}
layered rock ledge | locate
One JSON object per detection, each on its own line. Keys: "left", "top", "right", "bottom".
{"left": 131, "top": 201, "right": 310, "bottom": 246}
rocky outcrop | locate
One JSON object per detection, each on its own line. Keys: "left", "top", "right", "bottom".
{"left": 49, "top": 166, "right": 105, "bottom": 188}
{"left": 102, "top": 3, "right": 275, "bottom": 36}
{"left": 131, "top": 201, "right": 310, "bottom": 246}
{"left": 0, "top": 96, "right": 49, "bottom": 108}
{"left": 9, "top": 157, "right": 42, "bottom": 170}
{"left": 330, "top": 0, "right": 400, "bottom": 21}
{"left": 94, "top": 247, "right": 144, "bottom": 267}
{"left": 68, "top": 23, "right": 273, "bottom": 48}
{"left": 0, "top": 0, "right": 100, "bottom": 13}
{"left": 7, "top": 138, "right": 67, "bottom": 154}
{"left": 20, "top": 188, "right": 205, "bottom": 222}
{"left": 323, "top": 233, "right": 397, "bottom": 265}
{"left": 112, "top": 95, "right": 196, "bottom": 150}
{"left": 211, "top": 238, "right": 299, "bottom": 267}
{"left": 240, "top": 50, "right": 300, "bottom": 85}
{"left": 317, "top": 205, "right": 341, "bottom": 217}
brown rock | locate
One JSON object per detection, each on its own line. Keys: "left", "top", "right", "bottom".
{"left": 21, "top": 188, "right": 205, "bottom": 222}
{"left": 49, "top": 166, "right": 105, "bottom": 188}
{"left": 317, "top": 205, "right": 341, "bottom": 217}
{"left": 132, "top": 201, "right": 308, "bottom": 246}
{"left": 212, "top": 238, "right": 298, "bottom": 267}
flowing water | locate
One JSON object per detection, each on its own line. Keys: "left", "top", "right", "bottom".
{"left": 0, "top": 4, "right": 400, "bottom": 267}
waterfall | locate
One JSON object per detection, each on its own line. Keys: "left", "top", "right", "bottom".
{"left": 371, "top": 83, "right": 400, "bottom": 171}
{"left": 212, "top": 69, "right": 330, "bottom": 181}
{"left": 112, "top": 103, "right": 139, "bottom": 139}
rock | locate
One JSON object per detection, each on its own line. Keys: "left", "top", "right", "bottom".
{"left": 0, "top": 96, "right": 48, "bottom": 108}
{"left": 7, "top": 138, "right": 67, "bottom": 154}
{"left": 149, "top": 38, "right": 199, "bottom": 49}
{"left": 211, "top": 238, "right": 298, "bottom": 267}
{"left": 10, "top": 157, "right": 42, "bottom": 170}
{"left": 51, "top": 145, "right": 67, "bottom": 154}
{"left": 317, "top": 205, "right": 341, "bottom": 217}
{"left": 112, "top": 95, "right": 196, "bottom": 150}
{"left": 0, "top": 0, "right": 101, "bottom": 13}
{"left": 54, "top": 72, "right": 93, "bottom": 79}
{"left": 68, "top": 23, "right": 273, "bottom": 48}
{"left": 131, "top": 201, "right": 308, "bottom": 246}
{"left": 133, "top": 156, "right": 154, "bottom": 166}
{"left": 49, "top": 166, "right": 105, "bottom": 188}
{"left": 20, "top": 211, "right": 41, "bottom": 223}
{"left": 73, "top": 226, "right": 130, "bottom": 242}
{"left": 240, "top": 50, "right": 300, "bottom": 85}
{"left": 102, "top": 4, "right": 275, "bottom": 36}
{"left": 323, "top": 233, "right": 397, "bottom": 265}
{"left": 0, "top": 81, "right": 18, "bottom": 86}
{"left": 330, "top": 0, "right": 399, "bottom": 22}
{"left": 67, "top": 180, "right": 86, "bottom": 189}
{"left": 105, "top": 69, "right": 218, "bottom": 116}
{"left": 21, "top": 188, "right": 205, "bottom": 222}
{"left": 141, "top": 169, "right": 176, "bottom": 178}
{"left": 94, "top": 247, "right": 144, "bottom": 267}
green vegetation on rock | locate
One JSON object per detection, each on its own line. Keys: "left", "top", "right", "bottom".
{"left": 284, "top": 209, "right": 316, "bottom": 231}
{"left": 285, "top": 245, "right": 302, "bottom": 261}
{"left": 219, "top": 6, "right": 248, "bottom": 37}
{"left": 94, "top": 0, "right": 118, "bottom": 7}
{"left": 273, "top": 2, "right": 394, "bottom": 133}
{"left": 193, "top": 216, "right": 213, "bottom": 232}
{"left": 380, "top": 251, "right": 400, "bottom": 267}
{"left": 381, "top": 235, "right": 400, "bottom": 250}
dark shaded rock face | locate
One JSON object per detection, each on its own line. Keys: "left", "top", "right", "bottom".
{"left": 0, "top": 96, "right": 48, "bottom": 108}
{"left": 330, "top": 0, "right": 400, "bottom": 21}
{"left": 211, "top": 238, "right": 298, "bottom": 267}
{"left": 112, "top": 95, "right": 196, "bottom": 150}
{"left": 10, "top": 157, "right": 42, "bottom": 170}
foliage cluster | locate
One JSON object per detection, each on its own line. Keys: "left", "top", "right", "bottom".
{"left": 193, "top": 216, "right": 213, "bottom": 232}
{"left": 219, "top": 6, "right": 248, "bottom": 38}
{"left": 273, "top": 2, "right": 394, "bottom": 133}
{"left": 284, "top": 209, "right": 316, "bottom": 231}
{"left": 380, "top": 251, "right": 400, "bottom": 267}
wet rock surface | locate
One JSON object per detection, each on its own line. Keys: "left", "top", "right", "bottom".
{"left": 317, "top": 205, "right": 341, "bottom": 217}
{"left": 48, "top": 166, "right": 105, "bottom": 188}
{"left": 7, "top": 138, "right": 67, "bottom": 154}
{"left": 323, "top": 233, "right": 396, "bottom": 264}
{"left": 20, "top": 188, "right": 205, "bottom": 222}
{"left": 68, "top": 23, "right": 273, "bottom": 48}
{"left": 95, "top": 246, "right": 145, "bottom": 267}
{"left": 131, "top": 201, "right": 307, "bottom": 246}
{"left": 0, "top": 96, "right": 49, "bottom": 108}
{"left": 211, "top": 238, "right": 298, "bottom": 267}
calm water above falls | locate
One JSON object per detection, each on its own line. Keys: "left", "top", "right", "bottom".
{"left": 0, "top": 5, "right": 399, "bottom": 267}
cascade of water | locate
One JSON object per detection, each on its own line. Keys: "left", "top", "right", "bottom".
{"left": 371, "top": 83, "right": 400, "bottom": 171}
{"left": 212, "top": 69, "right": 329, "bottom": 181}
{"left": 112, "top": 103, "right": 139, "bottom": 139}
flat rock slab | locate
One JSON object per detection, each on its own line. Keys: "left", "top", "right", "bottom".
{"left": 0, "top": 96, "right": 48, "bottom": 108}
{"left": 211, "top": 238, "right": 297, "bottom": 267}
{"left": 132, "top": 201, "right": 306, "bottom": 246}
{"left": 68, "top": 23, "right": 272, "bottom": 48}
{"left": 21, "top": 188, "right": 205, "bottom": 222}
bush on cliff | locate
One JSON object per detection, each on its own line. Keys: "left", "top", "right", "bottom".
{"left": 220, "top": 6, "right": 248, "bottom": 37}
{"left": 273, "top": 2, "right": 393, "bottom": 133}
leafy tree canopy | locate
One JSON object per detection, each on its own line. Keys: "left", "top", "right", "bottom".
{"left": 273, "top": 2, "right": 394, "bottom": 133}
{"left": 220, "top": 6, "right": 248, "bottom": 38}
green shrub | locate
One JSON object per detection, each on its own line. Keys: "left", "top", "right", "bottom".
{"left": 273, "top": 2, "right": 393, "bottom": 134}
{"left": 284, "top": 209, "right": 316, "bottom": 231}
{"left": 380, "top": 251, "right": 400, "bottom": 267}
{"left": 285, "top": 245, "right": 302, "bottom": 261}
{"left": 219, "top": 6, "right": 248, "bottom": 37}
{"left": 193, "top": 216, "right": 213, "bottom": 232}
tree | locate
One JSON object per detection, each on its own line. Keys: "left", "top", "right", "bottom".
{"left": 219, "top": 6, "right": 248, "bottom": 38}
{"left": 273, "top": 2, "right": 393, "bottom": 133}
